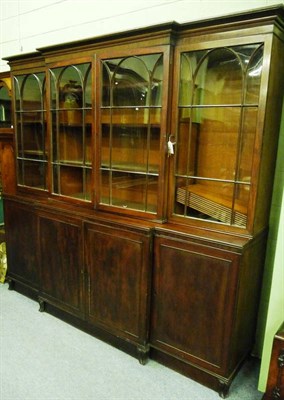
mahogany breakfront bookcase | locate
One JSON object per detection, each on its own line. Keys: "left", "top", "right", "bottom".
{"left": 2, "top": 6, "right": 284, "bottom": 397}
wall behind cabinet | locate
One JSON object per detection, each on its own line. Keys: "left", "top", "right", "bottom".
{"left": 0, "top": 0, "right": 283, "bottom": 392}
{"left": 257, "top": 102, "right": 284, "bottom": 391}
{"left": 0, "top": 0, "right": 282, "bottom": 70}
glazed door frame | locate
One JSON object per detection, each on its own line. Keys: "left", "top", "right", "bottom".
{"left": 168, "top": 33, "right": 272, "bottom": 235}
{"left": 95, "top": 45, "right": 172, "bottom": 221}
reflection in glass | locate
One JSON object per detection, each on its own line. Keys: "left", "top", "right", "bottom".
{"left": 174, "top": 43, "right": 263, "bottom": 227}
{"left": 102, "top": 54, "right": 162, "bottom": 107}
{"left": 245, "top": 45, "right": 263, "bottom": 104}
{"left": 100, "top": 53, "right": 163, "bottom": 213}
{"left": 22, "top": 74, "right": 44, "bottom": 110}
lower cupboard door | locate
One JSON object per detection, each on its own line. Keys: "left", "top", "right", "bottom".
{"left": 85, "top": 222, "right": 152, "bottom": 345}
{"left": 150, "top": 235, "right": 240, "bottom": 374}
{"left": 39, "top": 214, "right": 84, "bottom": 317}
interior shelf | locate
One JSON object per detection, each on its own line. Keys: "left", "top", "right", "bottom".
{"left": 176, "top": 184, "right": 247, "bottom": 226}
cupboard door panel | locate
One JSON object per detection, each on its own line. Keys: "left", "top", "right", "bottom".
{"left": 85, "top": 222, "right": 152, "bottom": 346}
{"left": 39, "top": 214, "right": 83, "bottom": 316}
{"left": 4, "top": 199, "right": 39, "bottom": 288}
{"left": 151, "top": 235, "right": 239, "bottom": 372}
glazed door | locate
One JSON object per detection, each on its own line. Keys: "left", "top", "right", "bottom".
{"left": 97, "top": 46, "right": 170, "bottom": 220}
{"left": 85, "top": 221, "right": 152, "bottom": 362}
{"left": 38, "top": 212, "right": 84, "bottom": 317}
{"left": 14, "top": 72, "right": 48, "bottom": 191}
{"left": 169, "top": 40, "right": 265, "bottom": 231}
{"left": 49, "top": 62, "right": 92, "bottom": 202}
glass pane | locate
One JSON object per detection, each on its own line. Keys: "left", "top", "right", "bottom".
{"left": 56, "top": 67, "right": 83, "bottom": 125}
{"left": 22, "top": 110, "right": 43, "bottom": 124}
{"left": 148, "top": 128, "right": 160, "bottom": 174}
{"left": 60, "top": 80, "right": 82, "bottom": 111}
{"left": 245, "top": 45, "right": 264, "bottom": 104}
{"left": 101, "top": 125, "right": 110, "bottom": 168}
{"left": 179, "top": 51, "right": 205, "bottom": 106}
{"left": 115, "top": 126, "right": 143, "bottom": 171}
{"left": 194, "top": 48, "right": 243, "bottom": 105}
{"left": 101, "top": 171, "right": 157, "bottom": 212}
{"left": 54, "top": 165, "right": 83, "bottom": 198}
{"left": 102, "top": 54, "right": 162, "bottom": 108}
{"left": 18, "top": 120, "right": 46, "bottom": 159}
{"left": 50, "top": 64, "right": 91, "bottom": 109}
{"left": 85, "top": 124, "right": 92, "bottom": 165}
{"left": 50, "top": 70, "right": 57, "bottom": 110}
{"left": 116, "top": 126, "right": 148, "bottom": 172}
{"left": 112, "top": 58, "right": 149, "bottom": 107}
{"left": 18, "top": 159, "right": 46, "bottom": 189}
{"left": 102, "top": 65, "right": 111, "bottom": 106}
{"left": 100, "top": 169, "right": 111, "bottom": 204}
{"left": 84, "top": 68, "right": 92, "bottom": 108}
{"left": 59, "top": 107, "right": 83, "bottom": 126}
{"left": 85, "top": 108, "right": 92, "bottom": 125}
{"left": 233, "top": 183, "right": 250, "bottom": 227}
{"left": 85, "top": 168, "right": 92, "bottom": 201}
{"left": 22, "top": 74, "right": 45, "bottom": 110}
{"left": 238, "top": 108, "right": 258, "bottom": 182}
{"left": 177, "top": 107, "right": 240, "bottom": 180}
{"left": 101, "top": 107, "right": 149, "bottom": 125}
{"left": 176, "top": 116, "right": 198, "bottom": 176}
{"left": 52, "top": 111, "right": 83, "bottom": 163}
{"left": 14, "top": 76, "right": 21, "bottom": 111}
{"left": 0, "top": 86, "right": 12, "bottom": 127}
{"left": 53, "top": 164, "right": 59, "bottom": 193}
{"left": 111, "top": 172, "right": 147, "bottom": 209}
{"left": 175, "top": 179, "right": 235, "bottom": 222}
{"left": 150, "top": 107, "right": 161, "bottom": 125}
{"left": 53, "top": 164, "right": 91, "bottom": 201}
{"left": 151, "top": 55, "right": 163, "bottom": 106}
